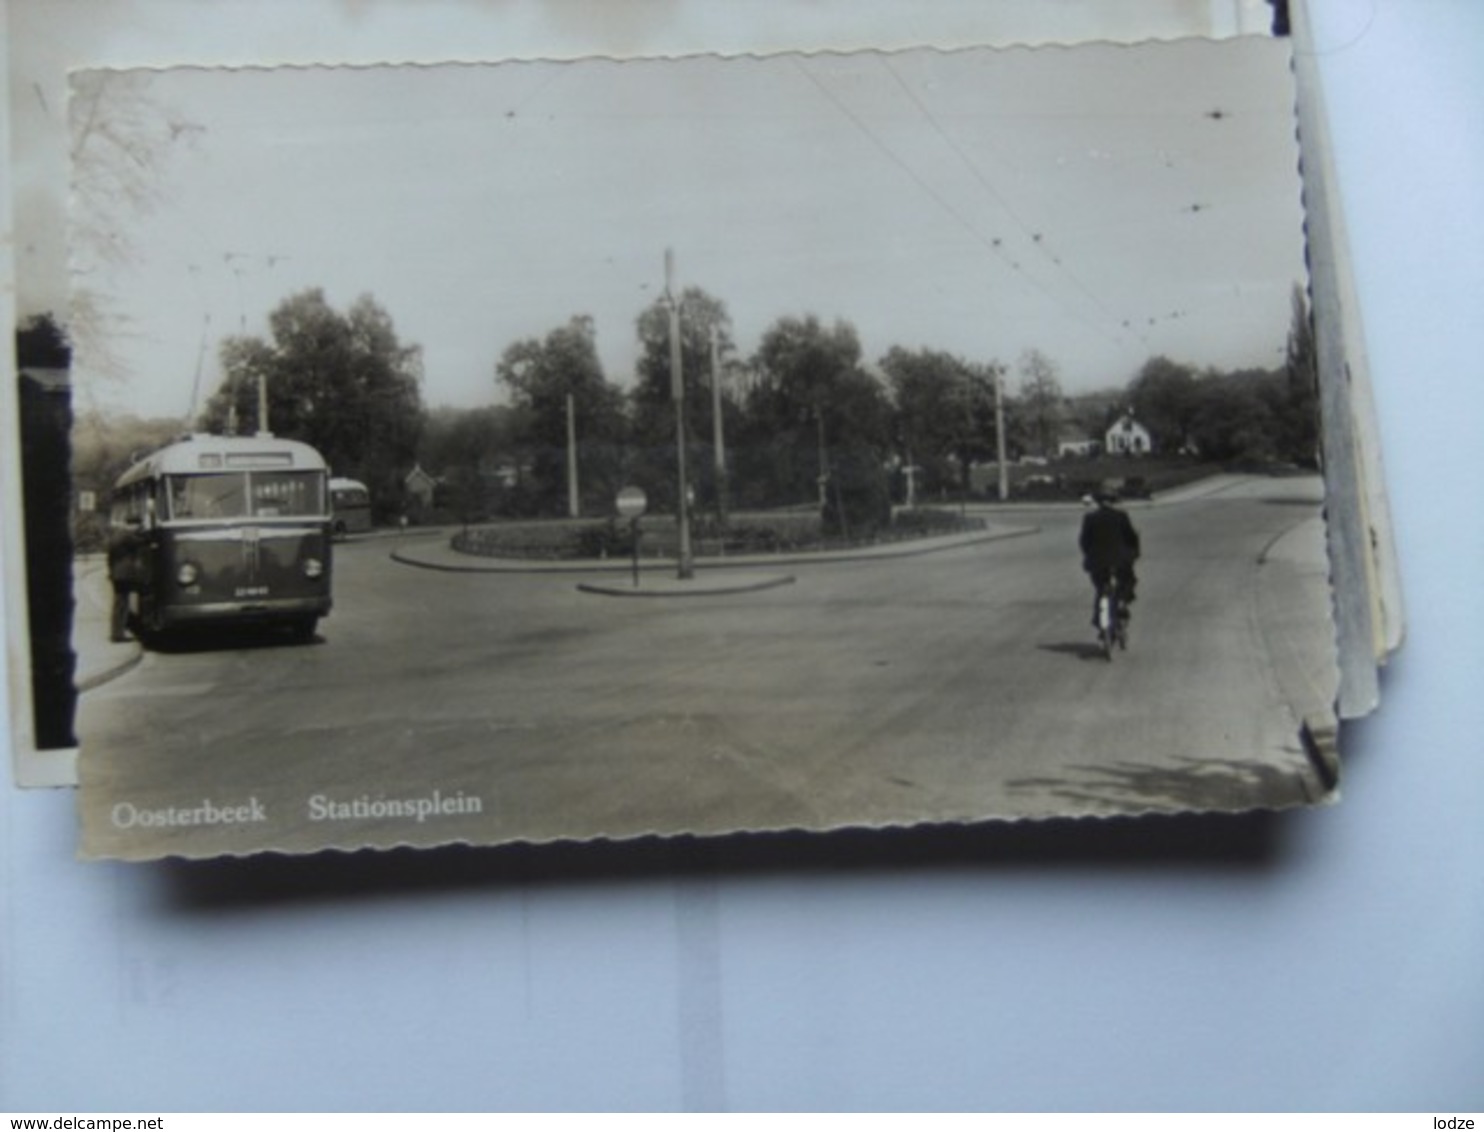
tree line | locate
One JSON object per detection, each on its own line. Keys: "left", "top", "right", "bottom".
{"left": 68, "top": 281, "right": 1320, "bottom": 531}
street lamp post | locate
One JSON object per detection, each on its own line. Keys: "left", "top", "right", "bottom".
{"left": 710, "top": 323, "right": 728, "bottom": 530}
{"left": 960, "top": 373, "right": 973, "bottom": 517}
{"left": 994, "top": 367, "right": 1009, "bottom": 501}
{"left": 565, "top": 392, "right": 580, "bottom": 519}
{"left": 257, "top": 371, "right": 270, "bottom": 436}
{"left": 665, "top": 249, "right": 694, "bottom": 580}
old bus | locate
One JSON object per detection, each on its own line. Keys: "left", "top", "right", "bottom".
{"left": 329, "top": 477, "right": 373, "bottom": 537}
{"left": 109, "top": 434, "right": 333, "bottom": 640}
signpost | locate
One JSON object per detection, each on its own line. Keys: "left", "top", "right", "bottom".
{"left": 615, "top": 485, "right": 647, "bottom": 587}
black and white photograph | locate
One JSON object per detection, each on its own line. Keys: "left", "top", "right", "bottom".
{"left": 45, "top": 33, "right": 1345, "bottom": 859}
{"left": 10, "top": 1, "right": 1484, "bottom": 1115}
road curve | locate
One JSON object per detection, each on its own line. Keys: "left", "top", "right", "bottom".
{"left": 77, "top": 475, "right": 1337, "bottom": 859}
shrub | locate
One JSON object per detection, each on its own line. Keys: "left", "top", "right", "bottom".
{"left": 575, "top": 520, "right": 636, "bottom": 559}
{"left": 891, "top": 508, "right": 981, "bottom": 537}
{"left": 822, "top": 451, "right": 892, "bottom": 539}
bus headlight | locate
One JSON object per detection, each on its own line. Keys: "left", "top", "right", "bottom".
{"left": 303, "top": 557, "right": 324, "bottom": 579}
{"left": 176, "top": 562, "right": 200, "bottom": 586}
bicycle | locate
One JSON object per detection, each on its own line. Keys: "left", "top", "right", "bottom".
{"left": 1094, "top": 576, "right": 1129, "bottom": 660}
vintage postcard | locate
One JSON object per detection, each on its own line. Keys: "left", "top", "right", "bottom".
{"left": 28, "top": 31, "right": 1369, "bottom": 861}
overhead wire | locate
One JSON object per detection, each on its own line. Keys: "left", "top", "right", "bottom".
{"left": 873, "top": 56, "right": 1264, "bottom": 353}
{"left": 790, "top": 56, "right": 1130, "bottom": 351}
{"left": 876, "top": 54, "right": 1155, "bottom": 350}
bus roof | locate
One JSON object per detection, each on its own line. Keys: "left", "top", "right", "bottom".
{"left": 115, "top": 434, "right": 329, "bottom": 489}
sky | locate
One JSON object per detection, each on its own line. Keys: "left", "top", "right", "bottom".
{"left": 59, "top": 30, "right": 1307, "bottom": 420}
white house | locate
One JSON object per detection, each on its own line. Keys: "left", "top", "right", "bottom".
{"left": 404, "top": 464, "right": 439, "bottom": 511}
{"left": 1104, "top": 414, "right": 1152, "bottom": 456}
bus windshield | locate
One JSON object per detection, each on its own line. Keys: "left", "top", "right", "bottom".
{"left": 167, "top": 470, "right": 327, "bottom": 520}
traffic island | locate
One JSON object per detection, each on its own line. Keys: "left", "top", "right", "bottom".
{"left": 577, "top": 571, "right": 796, "bottom": 598}
{"left": 391, "top": 522, "right": 1038, "bottom": 575}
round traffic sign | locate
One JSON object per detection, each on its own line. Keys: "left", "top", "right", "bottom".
{"left": 615, "top": 485, "right": 648, "bottom": 519}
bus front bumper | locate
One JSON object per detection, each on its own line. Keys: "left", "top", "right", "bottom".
{"left": 160, "top": 597, "right": 332, "bottom": 627}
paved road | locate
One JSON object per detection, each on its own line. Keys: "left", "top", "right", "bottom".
{"left": 77, "top": 475, "right": 1337, "bottom": 858}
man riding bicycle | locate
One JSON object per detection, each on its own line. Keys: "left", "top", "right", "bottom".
{"left": 1079, "top": 491, "right": 1141, "bottom": 627}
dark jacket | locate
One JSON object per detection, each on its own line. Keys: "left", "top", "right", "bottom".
{"left": 106, "top": 527, "right": 147, "bottom": 590}
{"left": 1079, "top": 504, "right": 1141, "bottom": 572}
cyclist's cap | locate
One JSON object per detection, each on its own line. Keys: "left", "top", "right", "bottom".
{"left": 1094, "top": 491, "right": 1119, "bottom": 504}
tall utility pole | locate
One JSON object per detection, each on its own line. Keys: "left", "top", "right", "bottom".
{"left": 666, "top": 249, "right": 694, "bottom": 580}
{"left": 960, "top": 372, "right": 974, "bottom": 516}
{"left": 228, "top": 265, "right": 244, "bottom": 435}
{"left": 710, "top": 323, "right": 728, "bottom": 529}
{"left": 257, "top": 371, "right": 270, "bottom": 437}
{"left": 187, "top": 311, "right": 212, "bottom": 429}
{"left": 994, "top": 367, "right": 1009, "bottom": 501}
{"left": 565, "top": 392, "right": 579, "bottom": 518}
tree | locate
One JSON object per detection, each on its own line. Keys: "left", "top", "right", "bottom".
{"left": 628, "top": 287, "right": 740, "bottom": 513}
{"left": 495, "top": 315, "right": 628, "bottom": 515}
{"left": 1187, "top": 369, "right": 1283, "bottom": 463}
{"left": 740, "top": 315, "right": 893, "bottom": 533}
{"left": 1282, "top": 283, "right": 1321, "bottom": 466}
{"left": 1062, "top": 389, "right": 1124, "bottom": 449}
{"left": 1127, "top": 356, "right": 1199, "bottom": 453}
{"left": 418, "top": 405, "right": 523, "bottom": 522}
{"left": 820, "top": 368, "right": 898, "bottom": 534}
{"left": 68, "top": 70, "right": 201, "bottom": 381}
{"left": 1017, "top": 349, "right": 1066, "bottom": 459}
{"left": 880, "top": 346, "right": 999, "bottom": 500}
{"left": 199, "top": 289, "right": 424, "bottom": 521}
{"left": 882, "top": 346, "right": 956, "bottom": 497}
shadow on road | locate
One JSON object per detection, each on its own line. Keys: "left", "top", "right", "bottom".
{"left": 1037, "top": 641, "right": 1113, "bottom": 662}
{"left": 141, "top": 625, "right": 324, "bottom": 656}
{"left": 1008, "top": 754, "right": 1319, "bottom": 814}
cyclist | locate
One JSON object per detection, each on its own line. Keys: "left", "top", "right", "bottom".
{"left": 1079, "top": 491, "right": 1141, "bottom": 628}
